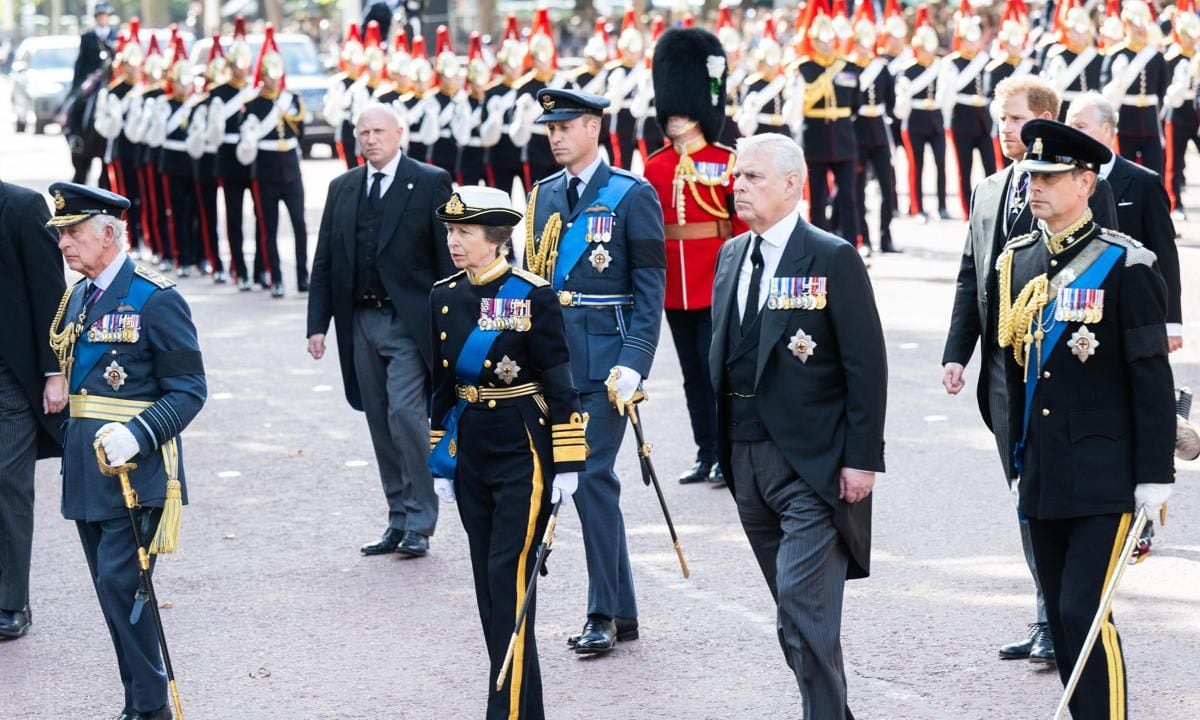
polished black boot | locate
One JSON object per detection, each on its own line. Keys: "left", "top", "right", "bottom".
{"left": 678, "top": 460, "right": 712, "bottom": 485}
{"left": 360, "top": 528, "right": 404, "bottom": 556}
{"left": 0, "top": 606, "right": 31, "bottom": 639}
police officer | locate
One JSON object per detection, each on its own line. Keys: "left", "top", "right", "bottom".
{"left": 207, "top": 18, "right": 258, "bottom": 291}
{"left": 644, "top": 28, "right": 745, "bottom": 487}
{"left": 428, "top": 186, "right": 586, "bottom": 720}
{"left": 525, "top": 88, "right": 665, "bottom": 653}
{"left": 46, "top": 182, "right": 206, "bottom": 720}
{"left": 994, "top": 120, "right": 1173, "bottom": 720}
{"left": 237, "top": 26, "right": 308, "bottom": 298}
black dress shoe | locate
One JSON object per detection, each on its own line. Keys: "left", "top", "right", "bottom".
{"left": 567, "top": 617, "right": 639, "bottom": 648}
{"left": 573, "top": 616, "right": 618, "bottom": 654}
{"left": 270, "top": 283, "right": 285, "bottom": 299}
{"left": 212, "top": 271, "right": 228, "bottom": 284}
{"left": 127, "top": 705, "right": 172, "bottom": 720}
{"left": 678, "top": 461, "right": 712, "bottom": 485}
{"left": 237, "top": 278, "right": 252, "bottom": 292}
{"left": 360, "top": 528, "right": 405, "bottom": 556}
{"left": 297, "top": 275, "right": 310, "bottom": 293}
{"left": 0, "top": 606, "right": 31, "bottom": 638}
{"left": 708, "top": 463, "right": 726, "bottom": 487}
{"left": 396, "top": 531, "right": 429, "bottom": 558}
{"left": 257, "top": 272, "right": 270, "bottom": 289}
{"left": 938, "top": 207, "right": 952, "bottom": 221}
{"left": 1029, "top": 622, "right": 1055, "bottom": 664}
{"left": 998, "top": 623, "right": 1040, "bottom": 659}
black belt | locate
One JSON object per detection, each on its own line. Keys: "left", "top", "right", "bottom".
{"left": 354, "top": 296, "right": 391, "bottom": 308}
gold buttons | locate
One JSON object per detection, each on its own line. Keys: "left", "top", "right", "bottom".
{"left": 442, "top": 359, "right": 449, "bottom": 368}
{"left": 538, "top": 418, "right": 546, "bottom": 425}
{"left": 111, "top": 349, "right": 118, "bottom": 355}
{"left": 440, "top": 331, "right": 447, "bottom": 341}
{"left": 1043, "top": 371, "right": 1051, "bottom": 379}
{"left": 441, "top": 306, "right": 449, "bottom": 314}
{"left": 80, "top": 388, "right": 88, "bottom": 396}
{"left": 487, "top": 400, "right": 497, "bottom": 409}
{"left": 1050, "top": 259, "right": 1058, "bottom": 267}
{"left": 1042, "top": 408, "right": 1050, "bottom": 416}
{"left": 484, "top": 360, "right": 492, "bottom": 368}
{"left": 449, "top": 282, "right": 457, "bottom": 288}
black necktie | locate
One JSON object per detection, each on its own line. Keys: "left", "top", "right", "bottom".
{"left": 82, "top": 281, "right": 101, "bottom": 317}
{"left": 742, "top": 235, "right": 765, "bottom": 328}
{"left": 567, "top": 176, "right": 582, "bottom": 212}
{"left": 369, "top": 171, "right": 385, "bottom": 209}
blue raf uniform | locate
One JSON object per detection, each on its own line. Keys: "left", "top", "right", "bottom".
{"left": 46, "top": 183, "right": 206, "bottom": 718}
{"left": 524, "top": 89, "right": 666, "bottom": 651}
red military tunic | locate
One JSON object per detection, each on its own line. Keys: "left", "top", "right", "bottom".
{"left": 643, "top": 137, "right": 746, "bottom": 310}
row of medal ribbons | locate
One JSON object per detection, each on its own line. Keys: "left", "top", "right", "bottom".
{"left": 477, "top": 298, "right": 532, "bottom": 332}
{"left": 88, "top": 313, "right": 141, "bottom": 343}
{"left": 768, "top": 277, "right": 828, "bottom": 311}
{"left": 1054, "top": 287, "right": 1105, "bottom": 323}
{"left": 585, "top": 215, "right": 614, "bottom": 244}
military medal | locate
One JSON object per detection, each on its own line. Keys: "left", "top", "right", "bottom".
{"left": 589, "top": 245, "right": 612, "bottom": 272}
{"left": 494, "top": 355, "right": 522, "bottom": 385}
{"left": 478, "top": 298, "right": 532, "bottom": 332}
{"left": 104, "top": 360, "right": 128, "bottom": 390}
{"left": 769, "top": 277, "right": 827, "bottom": 311}
{"left": 1054, "top": 288, "right": 1104, "bottom": 324}
{"left": 787, "top": 328, "right": 817, "bottom": 363}
{"left": 585, "top": 214, "right": 613, "bottom": 244}
{"left": 1068, "top": 325, "right": 1099, "bottom": 363}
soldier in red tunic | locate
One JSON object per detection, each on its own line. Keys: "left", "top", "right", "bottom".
{"left": 644, "top": 27, "right": 747, "bottom": 486}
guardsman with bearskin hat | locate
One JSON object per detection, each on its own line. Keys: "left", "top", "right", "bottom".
{"left": 644, "top": 27, "right": 746, "bottom": 487}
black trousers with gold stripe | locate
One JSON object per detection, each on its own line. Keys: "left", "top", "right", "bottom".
{"left": 1029, "top": 513, "right": 1130, "bottom": 720}
{"left": 455, "top": 404, "right": 553, "bottom": 720}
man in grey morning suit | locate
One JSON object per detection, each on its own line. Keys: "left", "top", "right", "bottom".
{"left": 0, "top": 180, "right": 67, "bottom": 639}
{"left": 307, "top": 104, "right": 454, "bottom": 558}
{"left": 710, "top": 133, "right": 887, "bottom": 719}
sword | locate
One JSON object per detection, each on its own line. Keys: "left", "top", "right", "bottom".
{"left": 94, "top": 439, "right": 185, "bottom": 720}
{"left": 1052, "top": 508, "right": 1148, "bottom": 720}
{"left": 496, "top": 501, "right": 561, "bottom": 692}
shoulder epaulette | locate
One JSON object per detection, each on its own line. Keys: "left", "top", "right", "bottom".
{"left": 534, "top": 169, "right": 566, "bottom": 188}
{"left": 511, "top": 267, "right": 550, "bottom": 287}
{"left": 433, "top": 270, "right": 467, "bottom": 287}
{"left": 1099, "top": 228, "right": 1157, "bottom": 267}
{"left": 713, "top": 141, "right": 737, "bottom": 155}
{"left": 609, "top": 166, "right": 646, "bottom": 183}
{"left": 1004, "top": 231, "right": 1040, "bottom": 251}
{"left": 135, "top": 265, "right": 175, "bottom": 289}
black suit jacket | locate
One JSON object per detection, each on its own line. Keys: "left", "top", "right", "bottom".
{"left": 711, "top": 218, "right": 888, "bottom": 579}
{"left": 0, "top": 182, "right": 65, "bottom": 457}
{"left": 307, "top": 155, "right": 454, "bottom": 411}
{"left": 942, "top": 165, "right": 1119, "bottom": 430}
{"left": 72, "top": 28, "right": 113, "bottom": 89}
{"left": 1103, "top": 156, "right": 1182, "bottom": 326}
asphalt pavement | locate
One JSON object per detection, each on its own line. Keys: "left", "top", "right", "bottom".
{"left": 3, "top": 77, "right": 1200, "bottom": 719}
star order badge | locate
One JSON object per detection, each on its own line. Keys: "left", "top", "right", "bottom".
{"left": 589, "top": 245, "right": 612, "bottom": 272}
{"left": 104, "top": 360, "right": 128, "bottom": 390}
{"left": 495, "top": 355, "right": 521, "bottom": 385}
{"left": 1068, "top": 325, "right": 1099, "bottom": 363}
{"left": 787, "top": 328, "right": 817, "bottom": 364}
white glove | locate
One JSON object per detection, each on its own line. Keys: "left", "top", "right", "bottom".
{"left": 1134, "top": 483, "right": 1173, "bottom": 517}
{"left": 434, "top": 477, "right": 456, "bottom": 504}
{"left": 236, "top": 116, "right": 261, "bottom": 166}
{"left": 610, "top": 365, "right": 641, "bottom": 405}
{"left": 551, "top": 472, "right": 578, "bottom": 505}
{"left": 96, "top": 422, "right": 140, "bottom": 466}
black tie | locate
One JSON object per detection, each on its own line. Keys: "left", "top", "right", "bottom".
{"left": 82, "top": 281, "right": 101, "bottom": 316}
{"left": 567, "top": 176, "right": 582, "bottom": 212}
{"left": 369, "top": 171, "right": 385, "bottom": 209}
{"left": 742, "top": 235, "right": 765, "bottom": 328}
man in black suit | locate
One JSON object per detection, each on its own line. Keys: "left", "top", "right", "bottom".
{"left": 942, "top": 76, "right": 1119, "bottom": 665}
{"left": 0, "top": 181, "right": 67, "bottom": 639}
{"left": 1065, "top": 92, "right": 1184, "bottom": 353}
{"left": 71, "top": 2, "right": 115, "bottom": 91}
{"left": 711, "top": 133, "right": 887, "bottom": 719}
{"left": 307, "top": 103, "right": 454, "bottom": 558}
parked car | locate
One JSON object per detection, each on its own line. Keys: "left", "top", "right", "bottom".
{"left": 10, "top": 35, "right": 78, "bottom": 133}
{"left": 190, "top": 32, "right": 334, "bottom": 157}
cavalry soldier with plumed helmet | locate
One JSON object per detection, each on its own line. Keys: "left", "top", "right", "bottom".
{"left": 939, "top": 0, "right": 995, "bottom": 219}
{"left": 736, "top": 16, "right": 789, "bottom": 137}
{"left": 1101, "top": 0, "right": 1169, "bottom": 174}
{"left": 895, "top": 6, "right": 950, "bottom": 223}
{"left": 1042, "top": 0, "right": 1103, "bottom": 122}
{"left": 326, "top": 24, "right": 366, "bottom": 168}
{"left": 848, "top": 0, "right": 898, "bottom": 254}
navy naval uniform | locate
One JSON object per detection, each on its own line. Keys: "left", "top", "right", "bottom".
{"left": 995, "top": 122, "right": 1174, "bottom": 720}
{"left": 429, "top": 254, "right": 586, "bottom": 720}
{"left": 209, "top": 78, "right": 260, "bottom": 284}
{"left": 525, "top": 91, "right": 666, "bottom": 624}
{"left": 52, "top": 228, "right": 205, "bottom": 714}
{"left": 241, "top": 88, "right": 309, "bottom": 291}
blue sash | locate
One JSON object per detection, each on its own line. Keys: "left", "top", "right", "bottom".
{"left": 72, "top": 277, "right": 157, "bottom": 393}
{"left": 1013, "top": 244, "right": 1124, "bottom": 473}
{"left": 551, "top": 174, "right": 638, "bottom": 290}
{"left": 428, "top": 273, "right": 536, "bottom": 479}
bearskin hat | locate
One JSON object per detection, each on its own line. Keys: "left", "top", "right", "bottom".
{"left": 652, "top": 28, "right": 727, "bottom": 143}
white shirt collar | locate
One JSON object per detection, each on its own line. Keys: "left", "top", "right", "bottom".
{"left": 567, "top": 154, "right": 604, "bottom": 188}
{"left": 92, "top": 250, "right": 127, "bottom": 291}
{"left": 367, "top": 150, "right": 403, "bottom": 180}
{"left": 754, "top": 206, "right": 802, "bottom": 248}
{"left": 1099, "top": 154, "right": 1115, "bottom": 180}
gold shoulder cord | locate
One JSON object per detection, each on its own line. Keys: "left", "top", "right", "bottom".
{"left": 48, "top": 286, "right": 78, "bottom": 388}
{"left": 996, "top": 250, "right": 1050, "bottom": 373}
{"left": 525, "top": 183, "right": 562, "bottom": 281}
{"left": 673, "top": 151, "right": 734, "bottom": 224}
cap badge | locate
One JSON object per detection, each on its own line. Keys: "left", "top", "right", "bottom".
{"left": 445, "top": 193, "right": 465, "bottom": 216}
{"left": 1031, "top": 137, "right": 1043, "bottom": 157}
{"left": 540, "top": 94, "right": 556, "bottom": 110}
{"left": 54, "top": 190, "right": 66, "bottom": 210}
